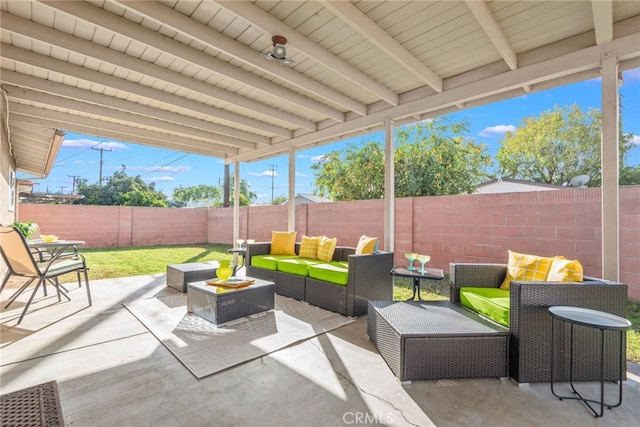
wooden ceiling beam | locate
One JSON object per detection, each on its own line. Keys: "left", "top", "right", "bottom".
{"left": 117, "top": 0, "right": 367, "bottom": 117}
{"left": 5, "top": 87, "right": 259, "bottom": 150}
{"left": 322, "top": 0, "right": 443, "bottom": 93}
{"left": 228, "top": 31, "right": 640, "bottom": 162}
{"left": 2, "top": 70, "right": 269, "bottom": 146}
{"left": 39, "top": 1, "right": 343, "bottom": 124}
{"left": 216, "top": 0, "right": 400, "bottom": 106}
{"left": 9, "top": 107, "right": 235, "bottom": 158}
{"left": 2, "top": 10, "right": 316, "bottom": 131}
{"left": 1, "top": 43, "right": 293, "bottom": 139}
{"left": 466, "top": 0, "right": 517, "bottom": 71}
{"left": 592, "top": 0, "right": 614, "bottom": 45}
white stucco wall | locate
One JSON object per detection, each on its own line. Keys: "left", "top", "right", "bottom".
{"left": 1, "top": 105, "right": 16, "bottom": 226}
{"left": 1, "top": 99, "right": 17, "bottom": 281}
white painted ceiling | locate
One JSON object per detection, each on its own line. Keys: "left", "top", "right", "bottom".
{"left": 1, "top": 0, "right": 639, "bottom": 177}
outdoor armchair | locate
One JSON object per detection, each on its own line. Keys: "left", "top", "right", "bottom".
{"left": 0, "top": 226, "right": 91, "bottom": 324}
{"left": 450, "top": 263, "right": 628, "bottom": 384}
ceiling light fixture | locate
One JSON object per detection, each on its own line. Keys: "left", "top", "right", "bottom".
{"left": 262, "top": 35, "right": 294, "bottom": 65}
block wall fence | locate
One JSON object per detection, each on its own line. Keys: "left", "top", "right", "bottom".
{"left": 16, "top": 186, "right": 640, "bottom": 300}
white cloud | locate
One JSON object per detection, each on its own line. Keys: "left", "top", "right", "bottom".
{"left": 295, "top": 171, "right": 308, "bottom": 178}
{"left": 622, "top": 68, "right": 640, "bottom": 83}
{"left": 247, "top": 170, "right": 279, "bottom": 177}
{"left": 145, "top": 176, "right": 175, "bottom": 183}
{"left": 479, "top": 125, "right": 516, "bottom": 137}
{"left": 62, "top": 139, "right": 128, "bottom": 150}
{"left": 131, "top": 166, "right": 190, "bottom": 174}
{"left": 311, "top": 155, "right": 326, "bottom": 162}
{"left": 631, "top": 134, "right": 640, "bottom": 145}
{"left": 73, "top": 160, "right": 98, "bottom": 166}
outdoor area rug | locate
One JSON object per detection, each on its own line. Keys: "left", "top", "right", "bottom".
{"left": 0, "top": 380, "right": 64, "bottom": 427}
{"left": 123, "top": 293, "right": 355, "bottom": 379}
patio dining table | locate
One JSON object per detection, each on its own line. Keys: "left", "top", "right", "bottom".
{"left": 27, "top": 239, "right": 85, "bottom": 262}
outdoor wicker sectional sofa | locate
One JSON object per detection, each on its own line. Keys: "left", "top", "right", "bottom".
{"left": 450, "top": 263, "right": 628, "bottom": 384}
{"left": 247, "top": 242, "right": 393, "bottom": 316}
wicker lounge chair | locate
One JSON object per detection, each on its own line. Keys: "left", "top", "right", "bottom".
{"left": 450, "top": 263, "right": 628, "bottom": 384}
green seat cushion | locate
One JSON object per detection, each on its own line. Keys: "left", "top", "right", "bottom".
{"left": 251, "top": 255, "right": 298, "bottom": 271}
{"left": 308, "top": 261, "right": 349, "bottom": 286}
{"left": 277, "top": 258, "right": 323, "bottom": 276}
{"left": 43, "top": 258, "right": 84, "bottom": 275}
{"left": 460, "top": 287, "right": 511, "bottom": 327}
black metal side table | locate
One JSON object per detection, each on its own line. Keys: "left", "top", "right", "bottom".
{"left": 390, "top": 266, "right": 444, "bottom": 301}
{"left": 227, "top": 247, "right": 247, "bottom": 276}
{"left": 549, "top": 306, "right": 631, "bottom": 418}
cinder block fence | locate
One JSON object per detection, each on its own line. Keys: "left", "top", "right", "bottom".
{"left": 16, "top": 186, "right": 640, "bottom": 300}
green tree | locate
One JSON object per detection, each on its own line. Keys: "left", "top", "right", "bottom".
{"left": 75, "top": 170, "right": 168, "bottom": 207}
{"left": 312, "top": 141, "right": 385, "bottom": 201}
{"left": 221, "top": 175, "right": 257, "bottom": 206}
{"left": 496, "top": 105, "right": 637, "bottom": 186}
{"left": 311, "top": 118, "right": 491, "bottom": 201}
{"left": 395, "top": 118, "right": 492, "bottom": 197}
{"left": 620, "top": 164, "right": 640, "bottom": 185}
{"left": 173, "top": 184, "right": 221, "bottom": 207}
{"left": 271, "top": 195, "right": 288, "bottom": 205}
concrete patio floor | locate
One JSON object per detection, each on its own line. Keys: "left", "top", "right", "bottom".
{"left": 1, "top": 273, "right": 639, "bottom": 427}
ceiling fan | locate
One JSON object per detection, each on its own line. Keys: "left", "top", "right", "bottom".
{"left": 262, "top": 35, "right": 294, "bottom": 65}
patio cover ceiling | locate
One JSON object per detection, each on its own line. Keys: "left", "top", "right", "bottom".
{"left": 1, "top": 1, "right": 640, "bottom": 178}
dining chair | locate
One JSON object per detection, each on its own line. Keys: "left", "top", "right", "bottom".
{"left": 0, "top": 226, "right": 91, "bottom": 324}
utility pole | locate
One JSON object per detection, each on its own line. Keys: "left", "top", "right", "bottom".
{"left": 68, "top": 175, "right": 81, "bottom": 193}
{"left": 92, "top": 146, "right": 112, "bottom": 185}
{"left": 223, "top": 164, "right": 230, "bottom": 207}
{"left": 269, "top": 164, "right": 277, "bottom": 205}
{"left": 58, "top": 186, "right": 66, "bottom": 194}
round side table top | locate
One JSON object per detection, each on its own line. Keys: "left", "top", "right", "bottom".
{"left": 548, "top": 306, "right": 631, "bottom": 330}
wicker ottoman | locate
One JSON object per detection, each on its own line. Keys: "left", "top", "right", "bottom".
{"left": 187, "top": 278, "right": 275, "bottom": 325}
{"left": 167, "top": 262, "right": 219, "bottom": 293}
{"left": 367, "top": 300, "right": 509, "bottom": 383}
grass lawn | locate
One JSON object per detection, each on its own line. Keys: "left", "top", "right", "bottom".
{"left": 67, "top": 244, "right": 640, "bottom": 363}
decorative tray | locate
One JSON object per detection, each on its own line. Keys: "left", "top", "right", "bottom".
{"left": 206, "top": 278, "right": 255, "bottom": 288}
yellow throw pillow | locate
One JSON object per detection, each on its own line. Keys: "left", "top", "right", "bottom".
{"left": 355, "top": 235, "right": 378, "bottom": 255}
{"left": 547, "top": 256, "right": 584, "bottom": 282}
{"left": 299, "top": 235, "right": 321, "bottom": 259}
{"left": 500, "top": 250, "right": 554, "bottom": 289}
{"left": 270, "top": 231, "right": 297, "bottom": 255}
{"left": 317, "top": 236, "right": 337, "bottom": 262}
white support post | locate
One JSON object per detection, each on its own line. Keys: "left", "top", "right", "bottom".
{"left": 288, "top": 146, "right": 296, "bottom": 232}
{"left": 600, "top": 51, "right": 620, "bottom": 281}
{"left": 384, "top": 116, "right": 395, "bottom": 252}
{"left": 233, "top": 160, "right": 240, "bottom": 247}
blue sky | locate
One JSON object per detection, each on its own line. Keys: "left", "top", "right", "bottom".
{"left": 22, "top": 68, "right": 640, "bottom": 204}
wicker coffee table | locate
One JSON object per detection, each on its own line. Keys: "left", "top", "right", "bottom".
{"left": 367, "top": 300, "right": 509, "bottom": 383}
{"left": 187, "top": 278, "right": 275, "bottom": 325}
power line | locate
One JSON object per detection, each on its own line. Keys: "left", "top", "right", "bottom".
{"left": 55, "top": 138, "right": 113, "bottom": 163}
{"left": 140, "top": 153, "right": 191, "bottom": 176}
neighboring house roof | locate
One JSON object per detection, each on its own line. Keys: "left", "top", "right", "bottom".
{"left": 293, "top": 194, "right": 332, "bottom": 204}
{"left": 475, "top": 178, "right": 564, "bottom": 194}
{"left": 17, "top": 179, "right": 84, "bottom": 203}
